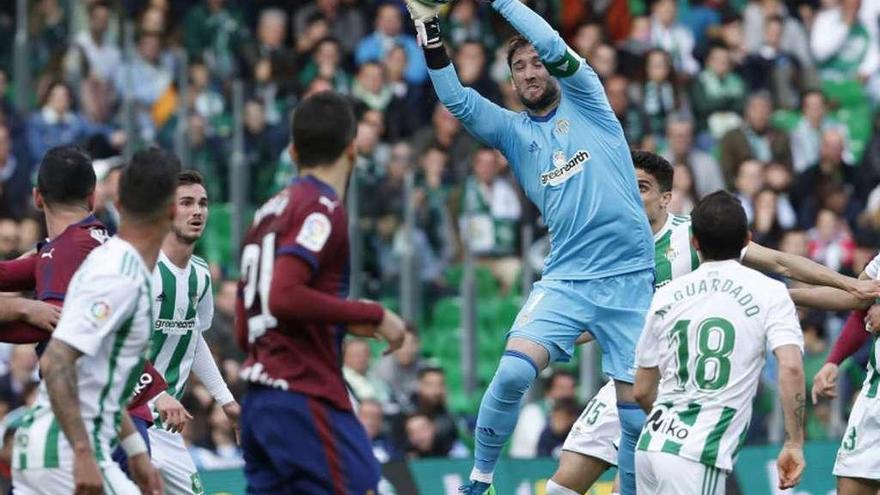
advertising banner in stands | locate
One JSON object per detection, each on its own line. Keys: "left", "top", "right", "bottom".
{"left": 198, "top": 442, "right": 840, "bottom": 494}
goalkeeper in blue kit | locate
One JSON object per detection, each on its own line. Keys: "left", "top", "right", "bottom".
{"left": 407, "top": 1, "right": 655, "bottom": 494}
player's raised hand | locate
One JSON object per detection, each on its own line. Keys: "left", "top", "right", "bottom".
{"left": 776, "top": 444, "right": 805, "bottom": 490}
{"left": 73, "top": 450, "right": 103, "bottom": 495}
{"left": 377, "top": 308, "right": 407, "bottom": 355}
{"left": 845, "top": 277, "right": 880, "bottom": 300}
{"left": 405, "top": 0, "right": 441, "bottom": 46}
{"left": 22, "top": 299, "right": 61, "bottom": 332}
{"left": 155, "top": 392, "right": 193, "bottom": 433}
{"left": 129, "top": 452, "right": 163, "bottom": 495}
{"left": 811, "top": 362, "right": 839, "bottom": 403}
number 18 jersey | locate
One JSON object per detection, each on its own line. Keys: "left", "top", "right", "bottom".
{"left": 635, "top": 259, "right": 803, "bottom": 471}
{"left": 236, "top": 176, "right": 353, "bottom": 411}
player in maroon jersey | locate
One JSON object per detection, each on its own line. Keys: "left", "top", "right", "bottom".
{"left": 236, "top": 92, "right": 407, "bottom": 495}
{"left": 0, "top": 146, "right": 169, "bottom": 434}
{"left": 0, "top": 146, "right": 110, "bottom": 349}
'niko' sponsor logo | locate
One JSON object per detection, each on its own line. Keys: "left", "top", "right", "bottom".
{"left": 540, "top": 149, "right": 590, "bottom": 186}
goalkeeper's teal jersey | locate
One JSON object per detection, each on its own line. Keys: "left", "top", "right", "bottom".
{"left": 428, "top": 0, "right": 652, "bottom": 280}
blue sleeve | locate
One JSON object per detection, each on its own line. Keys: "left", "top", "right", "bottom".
{"left": 428, "top": 64, "right": 515, "bottom": 154}
{"left": 491, "top": 0, "right": 620, "bottom": 132}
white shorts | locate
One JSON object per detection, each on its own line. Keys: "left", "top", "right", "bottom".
{"left": 562, "top": 381, "right": 620, "bottom": 465}
{"left": 635, "top": 451, "right": 727, "bottom": 495}
{"left": 13, "top": 463, "right": 139, "bottom": 494}
{"left": 149, "top": 427, "right": 204, "bottom": 495}
{"left": 834, "top": 390, "right": 880, "bottom": 480}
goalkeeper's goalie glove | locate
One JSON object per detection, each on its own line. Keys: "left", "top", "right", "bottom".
{"left": 406, "top": 0, "right": 442, "bottom": 47}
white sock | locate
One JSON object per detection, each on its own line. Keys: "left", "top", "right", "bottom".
{"left": 469, "top": 468, "right": 493, "bottom": 484}
{"left": 545, "top": 480, "right": 580, "bottom": 495}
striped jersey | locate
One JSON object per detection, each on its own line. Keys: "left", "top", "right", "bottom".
{"left": 635, "top": 260, "right": 803, "bottom": 471}
{"left": 148, "top": 251, "right": 213, "bottom": 422}
{"left": 13, "top": 237, "right": 153, "bottom": 469}
{"left": 654, "top": 214, "right": 699, "bottom": 288}
{"left": 859, "top": 254, "right": 880, "bottom": 400}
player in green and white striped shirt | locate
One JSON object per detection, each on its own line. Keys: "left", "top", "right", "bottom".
{"left": 138, "top": 170, "right": 240, "bottom": 495}
{"left": 633, "top": 191, "right": 806, "bottom": 495}
{"left": 790, "top": 253, "right": 880, "bottom": 495}
{"left": 13, "top": 148, "right": 178, "bottom": 495}
{"left": 549, "top": 152, "right": 880, "bottom": 495}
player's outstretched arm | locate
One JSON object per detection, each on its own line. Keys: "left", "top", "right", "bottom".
{"left": 744, "top": 242, "right": 880, "bottom": 299}
{"left": 788, "top": 286, "right": 870, "bottom": 311}
{"left": 408, "top": 2, "right": 514, "bottom": 152}
{"left": 774, "top": 344, "right": 806, "bottom": 490}
{"left": 0, "top": 298, "right": 59, "bottom": 331}
{"left": 0, "top": 255, "right": 37, "bottom": 292}
{"left": 41, "top": 339, "right": 103, "bottom": 495}
{"left": 269, "top": 255, "right": 385, "bottom": 325}
{"left": 487, "top": 0, "right": 619, "bottom": 124}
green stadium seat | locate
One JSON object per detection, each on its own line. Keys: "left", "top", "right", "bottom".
{"left": 822, "top": 80, "right": 868, "bottom": 109}
{"left": 771, "top": 109, "right": 801, "bottom": 132}
{"left": 836, "top": 106, "right": 874, "bottom": 163}
{"left": 198, "top": 202, "right": 234, "bottom": 270}
{"left": 444, "top": 264, "right": 501, "bottom": 299}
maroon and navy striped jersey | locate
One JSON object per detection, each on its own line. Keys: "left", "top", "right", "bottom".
{"left": 237, "top": 176, "right": 357, "bottom": 411}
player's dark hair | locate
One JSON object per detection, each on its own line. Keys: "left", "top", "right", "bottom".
{"left": 119, "top": 147, "right": 181, "bottom": 221}
{"left": 507, "top": 35, "right": 533, "bottom": 68}
{"left": 178, "top": 170, "right": 204, "bottom": 187}
{"left": 632, "top": 150, "right": 673, "bottom": 192}
{"left": 291, "top": 91, "right": 356, "bottom": 168}
{"left": 691, "top": 191, "right": 748, "bottom": 261}
{"left": 37, "top": 146, "right": 96, "bottom": 207}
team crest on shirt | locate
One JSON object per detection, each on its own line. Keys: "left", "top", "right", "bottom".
{"left": 554, "top": 119, "right": 570, "bottom": 135}
{"left": 296, "top": 213, "right": 332, "bottom": 252}
{"left": 540, "top": 150, "right": 590, "bottom": 187}
{"left": 665, "top": 245, "right": 678, "bottom": 262}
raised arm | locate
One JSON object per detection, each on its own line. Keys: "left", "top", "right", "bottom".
{"left": 488, "top": 0, "right": 619, "bottom": 127}
{"left": 788, "top": 287, "right": 870, "bottom": 311}
{"left": 743, "top": 242, "right": 880, "bottom": 299}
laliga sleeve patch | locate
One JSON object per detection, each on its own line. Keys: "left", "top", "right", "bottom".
{"left": 87, "top": 300, "right": 112, "bottom": 324}
{"left": 296, "top": 212, "right": 333, "bottom": 252}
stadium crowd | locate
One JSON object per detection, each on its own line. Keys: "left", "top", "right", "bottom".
{"left": 0, "top": 0, "right": 878, "bottom": 482}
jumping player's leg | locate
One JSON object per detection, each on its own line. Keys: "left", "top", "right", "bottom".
{"left": 467, "top": 280, "right": 585, "bottom": 493}
{"left": 550, "top": 381, "right": 619, "bottom": 494}
{"left": 837, "top": 477, "right": 880, "bottom": 495}
{"left": 148, "top": 427, "right": 203, "bottom": 495}
{"left": 471, "top": 338, "right": 547, "bottom": 486}
{"left": 548, "top": 451, "right": 611, "bottom": 495}
{"left": 581, "top": 269, "right": 654, "bottom": 495}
